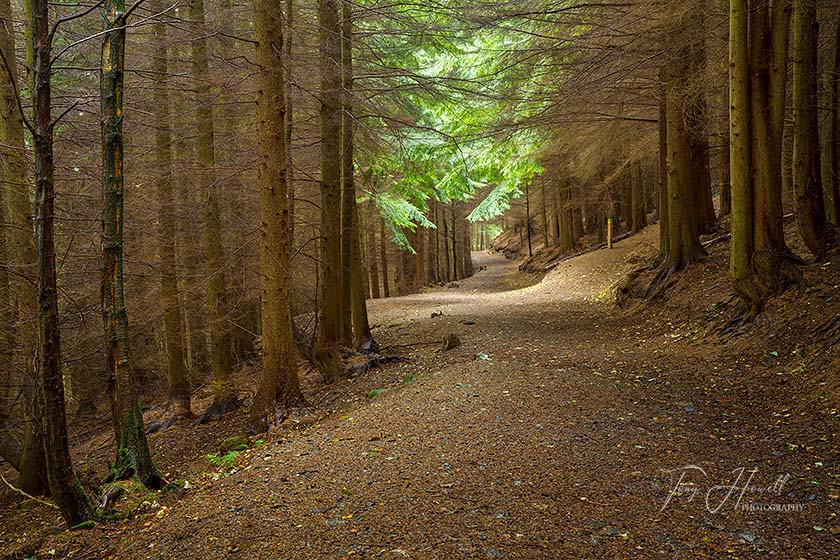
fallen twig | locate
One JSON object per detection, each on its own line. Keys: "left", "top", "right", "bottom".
{"left": 0, "top": 471, "right": 59, "bottom": 509}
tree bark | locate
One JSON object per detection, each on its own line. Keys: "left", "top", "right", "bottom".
{"left": 380, "top": 219, "right": 390, "bottom": 297}
{"left": 559, "top": 180, "right": 575, "bottom": 252}
{"left": 152, "top": 17, "right": 189, "bottom": 420}
{"left": 525, "top": 184, "right": 532, "bottom": 257}
{"left": 367, "top": 204, "right": 381, "bottom": 298}
{"left": 101, "top": 0, "right": 163, "bottom": 488}
{"left": 731, "top": 0, "right": 799, "bottom": 312}
{"left": 314, "top": 0, "right": 344, "bottom": 380}
{"left": 829, "top": 12, "right": 840, "bottom": 224}
{"left": 718, "top": 0, "right": 732, "bottom": 217}
{"left": 460, "top": 210, "right": 473, "bottom": 277}
{"left": 657, "top": 67, "right": 669, "bottom": 262}
{"left": 0, "top": 145, "right": 18, "bottom": 469}
{"left": 339, "top": 51, "right": 353, "bottom": 344}
{"left": 0, "top": 0, "right": 47, "bottom": 493}
{"left": 191, "top": 0, "right": 235, "bottom": 412}
{"left": 663, "top": 54, "right": 705, "bottom": 275}
{"left": 250, "top": 0, "right": 302, "bottom": 430}
{"left": 32, "top": 0, "right": 94, "bottom": 522}
{"left": 631, "top": 160, "right": 645, "bottom": 233}
{"left": 341, "top": 0, "right": 372, "bottom": 349}
{"left": 792, "top": 0, "right": 835, "bottom": 259}
{"left": 284, "top": 0, "right": 295, "bottom": 255}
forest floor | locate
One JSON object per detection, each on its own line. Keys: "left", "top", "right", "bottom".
{"left": 2, "top": 225, "right": 839, "bottom": 559}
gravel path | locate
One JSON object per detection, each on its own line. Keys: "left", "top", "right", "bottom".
{"left": 86, "top": 231, "right": 839, "bottom": 559}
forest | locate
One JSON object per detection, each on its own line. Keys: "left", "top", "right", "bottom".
{"left": 1, "top": 0, "right": 839, "bottom": 557}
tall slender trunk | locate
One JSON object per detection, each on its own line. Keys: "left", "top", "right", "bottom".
{"left": 152, "top": 17, "right": 189, "bottom": 420}
{"left": 450, "top": 204, "right": 458, "bottom": 279}
{"left": 434, "top": 202, "right": 443, "bottom": 281}
{"left": 829, "top": 12, "right": 840, "bottom": 224}
{"left": 218, "top": 0, "right": 253, "bottom": 366}
{"left": 379, "top": 219, "right": 390, "bottom": 297}
{"left": 549, "top": 178, "right": 560, "bottom": 245}
{"left": 342, "top": 0, "right": 372, "bottom": 349}
{"left": 657, "top": 67, "right": 668, "bottom": 259}
{"left": 0, "top": 0, "right": 46, "bottom": 491}
{"left": 101, "top": 0, "right": 163, "bottom": 488}
{"left": 427, "top": 201, "right": 438, "bottom": 284}
{"left": 314, "top": 0, "right": 344, "bottom": 379}
{"left": 730, "top": 0, "right": 756, "bottom": 303}
{"left": 718, "top": 0, "right": 732, "bottom": 217}
{"left": 693, "top": 6, "right": 716, "bottom": 234}
{"left": 573, "top": 191, "right": 585, "bottom": 239}
{"left": 250, "top": 0, "right": 302, "bottom": 431}
{"left": 630, "top": 161, "right": 645, "bottom": 232}
{"left": 367, "top": 204, "right": 381, "bottom": 298}
{"left": 540, "top": 176, "right": 549, "bottom": 245}
{"left": 285, "top": 0, "right": 295, "bottom": 252}
{"left": 170, "top": 39, "right": 207, "bottom": 379}
{"left": 559, "top": 180, "right": 574, "bottom": 251}
{"left": 792, "top": 0, "right": 835, "bottom": 259}
{"left": 663, "top": 53, "right": 705, "bottom": 275}
{"left": 175, "top": 130, "right": 209, "bottom": 381}
{"left": 0, "top": 152, "right": 20, "bottom": 469}
{"left": 731, "top": 0, "right": 800, "bottom": 312}
{"left": 525, "top": 184, "right": 532, "bottom": 256}
{"left": 32, "top": 0, "right": 94, "bottom": 522}
{"left": 461, "top": 214, "right": 473, "bottom": 277}
{"left": 191, "top": 0, "right": 235, "bottom": 411}
{"left": 441, "top": 212, "right": 451, "bottom": 282}
{"left": 351, "top": 204, "right": 372, "bottom": 347}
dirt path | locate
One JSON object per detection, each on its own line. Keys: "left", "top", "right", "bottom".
{"left": 61, "top": 230, "right": 839, "bottom": 559}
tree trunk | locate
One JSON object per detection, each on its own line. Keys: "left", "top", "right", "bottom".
{"left": 829, "top": 12, "right": 840, "bottom": 224}
{"left": 190, "top": 0, "right": 235, "bottom": 413}
{"left": 525, "top": 184, "right": 532, "bottom": 256}
{"left": 460, "top": 211, "right": 473, "bottom": 277}
{"left": 341, "top": 0, "right": 372, "bottom": 349}
{"left": 380, "top": 219, "right": 390, "bottom": 297}
{"left": 657, "top": 67, "right": 669, "bottom": 262}
{"left": 32, "top": 0, "right": 94, "bottom": 522}
{"left": 0, "top": 147, "right": 19, "bottom": 470}
{"left": 367, "top": 205, "right": 381, "bottom": 298}
{"left": 730, "top": 0, "right": 755, "bottom": 302}
{"left": 285, "top": 0, "right": 295, "bottom": 254}
{"left": 338, "top": 0, "right": 354, "bottom": 345}
{"left": 426, "top": 204, "right": 438, "bottom": 284}
{"left": 731, "top": 0, "right": 799, "bottom": 312}
{"left": 101, "top": 0, "right": 163, "bottom": 488}
{"left": 313, "top": 0, "right": 344, "bottom": 380}
{"left": 540, "top": 176, "right": 550, "bottom": 245}
{"left": 449, "top": 204, "right": 459, "bottom": 279}
{"left": 631, "top": 160, "right": 645, "bottom": 233}
{"left": 792, "top": 0, "right": 835, "bottom": 259}
{"left": 573, "top": 191, "right": 585, "bottom": 240}
{"left": 0, "top": 0, "right": 47, "bottom": 491}
{"left": 152, "top": 17, "right": 190, "bottom": 421}
{"left": 250, "top": 0, "right": 303, "bottom": 430}
{"left": 559, "top": 180, "right": 574, "bottom": 252}
{"left": 718, "top": 0, "right": 732, "bottom": 217}
{"left": 663, "top": 54, "right": 705, "bottom": 275}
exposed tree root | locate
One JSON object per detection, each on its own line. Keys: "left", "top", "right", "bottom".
{"left": 645, "top": 262, "right": 679, "bottom": 299}
{"left": 313, "top": 346, "right": 345, "bottom": 384}
{"left": 194, "top": 395, "right": 242, "bottom": 426}
{"left": 720, "top": 308, "right": 759, "bottom": 339}
{"left": 248, "top": 397, "right": 309, "bottom": 435}
{"left": 358, "top": 337, "right": 380, "bottom": 355}
{"left": 347, "top": 353, "right": 409, "bottom": 377}
{"left": 145, "top": 401, "right": 191, "bottom": 434}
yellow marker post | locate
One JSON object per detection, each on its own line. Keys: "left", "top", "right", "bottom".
{"left": 607, "top": 218, "right": 613, "bottom": 249}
